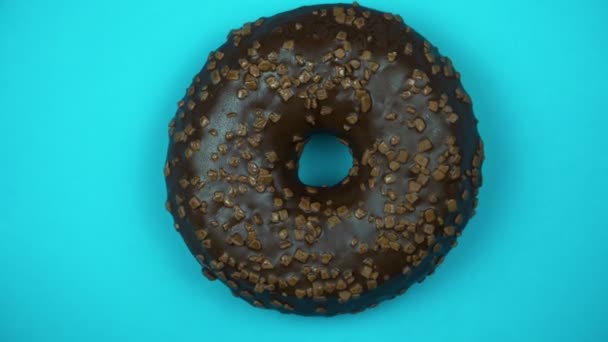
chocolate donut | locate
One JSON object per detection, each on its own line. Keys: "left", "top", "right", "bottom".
{"left": 164, "top": 3, "right": 484, "bottom": 316}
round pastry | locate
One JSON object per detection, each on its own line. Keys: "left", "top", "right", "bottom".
{"left": 164, "top": 3, "right": 483, "bottom": 316}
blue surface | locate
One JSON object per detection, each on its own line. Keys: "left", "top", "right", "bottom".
{"left": 1, "top": 0, "right": 607, "bottom": 341}
{"left": 299, "top": 134, "right": 354, "bottom": 187}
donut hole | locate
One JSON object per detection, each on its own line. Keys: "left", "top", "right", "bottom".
{"left": 297, "top": 133, "right": 353, "bottom": 187}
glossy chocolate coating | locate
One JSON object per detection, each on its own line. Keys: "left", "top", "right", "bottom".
{"left": 164, "top": 3, "right": 483, "bottom": 316}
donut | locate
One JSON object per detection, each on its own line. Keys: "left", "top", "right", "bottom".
{"left": 164, "top": 3, "right": 484, "bottom": 316}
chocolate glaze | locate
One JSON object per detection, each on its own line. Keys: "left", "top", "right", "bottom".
{"left": 164, "top": 3, "right": 483, "bottom": 316}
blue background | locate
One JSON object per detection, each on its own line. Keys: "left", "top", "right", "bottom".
{"left": 1, "top": 0, "right": 607, "bottom": 341}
